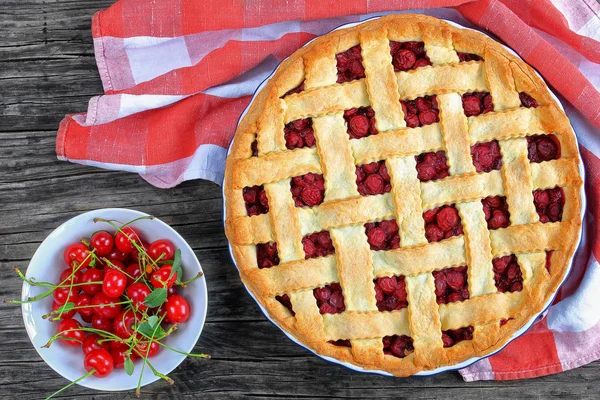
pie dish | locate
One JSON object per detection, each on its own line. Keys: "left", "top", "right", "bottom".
{"left": 223, "top": 14, "right": 583, "bottom": 376}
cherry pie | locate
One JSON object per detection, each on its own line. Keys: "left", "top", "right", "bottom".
{"left": 224, "top": 15, "right": 583, "bottom": 376}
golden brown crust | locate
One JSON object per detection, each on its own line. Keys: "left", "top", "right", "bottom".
{"left": 223, "top": 14, "right": 583, "bottom": 376}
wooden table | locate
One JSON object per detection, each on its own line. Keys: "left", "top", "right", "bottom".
{"left": 1, "top": 1, "right": 598, "bottom": 398}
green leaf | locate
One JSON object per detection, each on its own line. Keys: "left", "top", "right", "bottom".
{"left": 143, "top": 287, "right": 167, "bottom": 308}
{"left": 147, "top": 315, "right": 159, "bottom": 329}
{"left": 57, "top": 302, "right": 75, "bottom": 314}
{"left": 137, "top": 320, "right": 166, "bottom": 340}
{"left": 124, "top": 357, "right": 135, "bottom": 375}
{"left": 168, "top": 249, "right": 182, "bottom": 283}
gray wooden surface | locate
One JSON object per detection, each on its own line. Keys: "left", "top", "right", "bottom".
{"left": 0, "top": 1, "right": 598, "bottom": 399}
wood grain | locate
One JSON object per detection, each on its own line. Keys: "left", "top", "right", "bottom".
{"left": 0, "top": 1, "right": 599, "bottom": 399}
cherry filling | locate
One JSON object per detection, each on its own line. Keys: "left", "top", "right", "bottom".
{"left": 492, "top": 254, "right": 523, "bottom": 292}
{"left": 415, "top": 151, "right": 449, "bottom": 182}
{"left": 401, "top": 95, "right": 439, "bottom": 128}
{"left": 329, "top": 339, "right": 352, "bottom": 347}
{"left": 383, "top": 335, "right": 414, "bottom": 358}
{"left": 433, "top": 266, "right": 470, "bottom": 305}
{"left": 251, "top": 140, "right": 258, "bottom": 157}
{"left": 302, "top": 231, "right": 335, "bottom": 259}
{"left": 243, "top": 185, "right": 269, "bottom": 216}
{"left": 499, "top": 318, "right": 513, "bottom": 326}
{"left": 313, "top": 283, "right": 346, "bottom": 314}
{"left": 256, "top": 242, "right": 280, "bottom": 269}
{"left": 423, "top": 205, "right": 463, "bottom": 243}
{"left": 389, "top": 41, "right": 431, "bottom": 71}
{"left": 471, "top": 140, "right": 502, "bottom": 173}
{"left": 344, "top": 107, "right": 378, "bottom": 139}
{"left": 336, "top": 45, "right": 365, "bottom": 83}
{"left": 284, "top": 118, "right": 316, "bottom": 150}
{"left": 462, "top": 92, "right": 494, "bottom": 116}
{"left": 364, "top": 219, "right": 399, "bottom": 251}
{"left": 276, "top": 294, "right": 295, "bottom": 316}
{"left": 356, "top": 160, "right": 391, "bottom": 196}
{"left": 442, "top": 326, "right": 474, "bottom": 348}
{"left": 482, "top": 196, "right": 510, "bottom": 230}
{"left": 290, "top": 173, "right": 325, "bottom": 208}
{"left": 527, "top": 134, "right": 560, "bottom": 163}
{"left": 533, "top": 187, "right": 565, "bottom": 223}
{"left": 456, "top": 52, "right": 483, "bottom": 62}
{"left": 374, "top": 275, "right": 408, "bottom": 312}
{"left": 282, "top": 81, "right": 305, "bottom": 98}
{"left": 519, "top": 92, "right": 538, "bottom": 108}
{"left": 546, "top": 250, "right": 554, "bottom": 273}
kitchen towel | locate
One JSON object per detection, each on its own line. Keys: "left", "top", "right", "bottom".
{"left": 56, "top": 0, "right": 600, "bottom": 381}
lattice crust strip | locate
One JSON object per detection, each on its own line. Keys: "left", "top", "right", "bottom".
{"left": 224, "top": 14, "right": 583, "bottom": 376}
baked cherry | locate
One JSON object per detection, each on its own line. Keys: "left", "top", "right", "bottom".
{"left": 433, "top": 266, "right": 470, "bottom": 304}
{"left": 256, "top": 242, "right": 280, "bottom": 269}
{"left": 415, "top": 151, "right": 449, "bottom": 182}
{"left": 329, "top": 339, "right": 352, "bottom": 347}
{"left": 84, "top": 349, "right": 114, "bottom": 378}
{"left": 533, "top": 187, "right": 565, "bottom": 223}
{"left": 456, "top": 52, "right": 483, "bottom": 62}
{"left": 243, "top": 185, "right": 269, "bottom": 216}
{"left": 126, "top": 282, "right": 152, "bottom": 312}
{"left": 91, "top": 292, "right": 122, "bottom": 319}
{"left": 356, "top": 161, "right": 391, "bottom": 196}
{"left": 336, "top": 45, "right": 365, "bottom": 83}
{"left": 251, "top": 139, "right": 258, "bottom": 157}
{"left": 390, "top": 41, "right": 430, "bottom": 71}
{"left": 276, "top": 294, "right": 295, "bottom": 315}
{"left": 401, "top": 95, "right": 439, "bottom": 128}
{"left": 343, "top": 107, "right": 378, "bottom": 139}
{"left": 374, "top": 275, "right": 408, "bottom": 311}
{"left": 546, "top": 250, "right": 554, "bottom": 273}
{"left": 102, "top": 269, "right": 127, "bottom": 298}
{"left": 151, "top": 265, "right": 178, "bottom": 289}
{"left": 284, "top": 118, "right": 315, "bottom": 150}
{"left": 364, "top": 219, "right": 399, "bottom": 250}
{"left": 90, "top": 231, "right": 114, "bottom": 257}
{"left": 113, "top": 309, "right": 142, "bottom": 339}
{"left": 482, "top": 196, "right": 510, "bottom": 230}
{"left": 114, "top": 226, "right": 142, "bottom": 254}
{"left": 313, "top": 283, "right": 345, "bottom": 314}
{"left": 52, "top": 301, "right": 75, "bottom": 319}
{"left": 165, "top": 295, "right": 191, "bottom": 323}
{"left": 302, "top": 231, "right": 335, "bottom": 259}
{"left": 57, "top": 318, "right": 84, "bottom": 347}
{"left": 82, "top": 333, "right": 111, "bottom": 356}
{"left": 63, "top": 243, "right": 92, "bottom": 269}
{"left": 527, "top": 134, "right": 560, "bottom": 163}
{"left": 423, "top": 205, "right": 463, "bottom": 243}
{"left": 383, "top": 334, "right": 414, "bottom": 358}
{"left": 147, "top": 239, "right": 175, "bottom": 262}
{"left": 282, "top": 81, "right": 305, "bottom": 98}
{"left": 519, "top": 92, "right": 538, "bottom": 108}
{"left": 80, "top": 268, "right": 103, "bottom": 295}
{"left": 442, "top": 326, "right": 474, "bottom": 348}
{"left": 462, "top": 92, "right": 494, "bottom": 116}
{"left": 471, "top": 140, "right": 502, "bottom": 172}
{"left": 290, "top": 173, "right": 325, "bottom": 207}
{"left": 493, "top": 254, "right": 523, "bottom": 293}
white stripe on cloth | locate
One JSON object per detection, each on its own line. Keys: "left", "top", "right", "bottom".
{"left": 551, "top": 0, "right": 600, "bottom": 40}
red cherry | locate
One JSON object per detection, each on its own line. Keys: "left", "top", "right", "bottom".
{"left": 75, "top": 293, "right": 94, "bottom": 319}
{"left": 53, "top": 286, "right": 78, "bottom": 306}
{"left": 80, "top": 268, "right": 103, "bottom": 295}
{"left": 131, "top": 241, "right": 149, "bottom": 262}
{"left": 134, "top": 340, "right": 160, "bottom": 358}
{"left": 84, "top": 349, "right": 114, "bottom": 378}
{"left": 436, "top": 207, "right": 460, "bottom": 232}
{"left": 63, "top": 243, "right": 92, "bottom": 269}
{"left": 82, "top": 333, "right": 111, "bottom": 356}
{"left": 150, "top": 266, "right": 177, "bottom": 289}
{"left": 92, "top": 315, "right": 114, "bottom": 332}
{"left": 107, "top": 247, "right": 129, "bottom": 261}
{"left": 126, "top": 283, "right": 152, "bottom": 311}
{"left": 102, "top": 269, "right": 127, "bottom": 298}
{"left": 52, "top": 301, "right": 75, "bottom": 319}
{"left": 115, "top": 227, "right": 142, "bottom": 254}
{"left": 57, "top": 319, "right": 84, "bottom": 346}
{"left": 165, "top": 295, "right": 191, "bottom": 323}
{"left": 59, "top": 268, "right": 81, "bottom": 285}
{"left": 91, "top": 292, "right": 122, "bottom": 319}
{"left": 125, "top": 263, "right": 143, "bottom": 286}
{"left": 147, "top": 239, "right": 176, "bottom": 262}
{"left": 111, "top": 342, "right": 137, "bottom": 369}
{"left": 113, "top": 309, "right": 141, "bottom": 339}
{"left": 90, "top": 231, "right": 114, "bottom": 257}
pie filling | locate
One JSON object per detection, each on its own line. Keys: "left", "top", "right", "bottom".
{"left": 285, "top": 118, "right": 315, "bottom": 150}
{"left": 314, "top": 283, "right": 346, "bottom": 314}
{"left": 401, "top": 95, "right": 439, "bottom": 128}
{"left": 290, "top": 173, "right": 325, "bottom": 208}
{"left": 462, "top": 91, "right": 494, "bottom": 116}
{"left": 302, "top": 231, "right": 335, "bottom": 259}
{"left": 471, "top": 140, "right": 502, "bottom": 173}
{"left": 356, "top": 160, "right": 391, "bottom": 196}
{"left": 415, "top": 150, "right": 449, "bottom": 182}
{"left": 442, "top": 326, "right": 474, "bottom": 348}
{"left": 527, "top": 134, "right": 560, "bottom": 163}
{"left": 383, "top": 334, "right": 414, "bottom": 358}
{"left": 519, "top": 92, "right": 538, "bottom": 108}
{"left": 374, "top": 275, "right": 408, "bottom": 311}
{"left": 456, "top": 52, "right": 483, "bottom": 62}
{"left": 344, "top": 107, "right": 378, "bottom": 139}
{"left": 546, "top": 250, "right": 554, "bottom": 273}
{"left": 423, "top": 205, "right": 463, "bottom": 243}
{"left": 329, "top": 339, "right": 352, "bottom": 347}
{"left": 243, "top": 185, "right": 269, "bottom": 216}
{"left": 276, "top": 294, "right": 295, "bottom": 316}
{"left": 433, "top": 266, "right": 470, "bottom": 305}
{"left": 364, "top": 219, "right": 400, "bottom": 251}
{"left": 251, "top": 139, "right": 258, "bottom": 156}
{"left": 482, "top": 196, "right": 511, "bottom": 230}
{"left": 389, "top": 41, "right": 431, "bottom": 71}
{"left": 533, "top": 187, "right": 565, "bottom": 223}
{"left": 493, "top": 254, "right": 523, "bottom": 293}
{"left": 283, "top": 81, "right": 305, "bottom": 98}
{"left": 336, "top": 45, "right": 365, "bottom": 83}
{"left": 256, "top": 242, "right": 280, "bottom": 269}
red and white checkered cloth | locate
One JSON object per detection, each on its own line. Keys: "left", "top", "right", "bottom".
{"left": 57, "top": 0, "right": 600, "bottom": 380}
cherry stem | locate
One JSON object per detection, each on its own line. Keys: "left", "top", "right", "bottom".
{"left": 44, "top": 369, "right": 95, "bottom": 400}
{"left": 43, "top": 299, "right": 132, "bottom": 320}
{"left": 136, "top": 312, "right": 165, "bottom": 397}
{"left": 178, "top": 272, "right": 204, "bottom": 287}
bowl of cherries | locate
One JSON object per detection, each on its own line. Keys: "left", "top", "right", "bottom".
{"left": 10, "top": 208, "right": 208, "bottom": 396}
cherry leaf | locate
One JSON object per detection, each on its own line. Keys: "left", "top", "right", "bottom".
{"left": 143, "top": 288, "right": 167, "bottom": 308}
{"left": 137, "top": 320, "right": 166, "bottom": 340}
{"left": 168, "top": 249, "right": 182, "bottom": 283}
{"left": 58, "top": 302, "right": 75, "bottom": 313}
{"left": 124, "top": 357, "right": 135, "bottom": 375}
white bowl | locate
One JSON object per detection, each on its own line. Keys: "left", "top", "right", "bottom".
{"left": 21, "top": 208, "right": 208, "bottom": 391}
